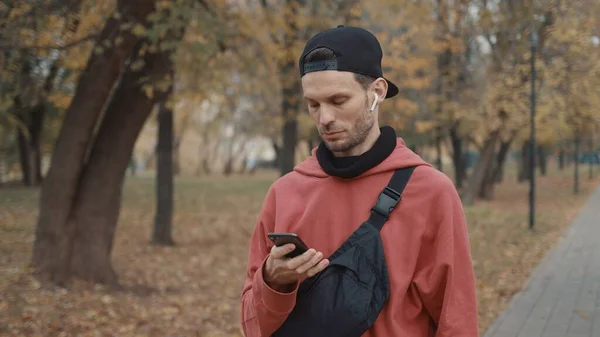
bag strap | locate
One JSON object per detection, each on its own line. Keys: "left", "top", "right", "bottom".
{"left": 367, "top": 166, "right": 416, "bottom": 231}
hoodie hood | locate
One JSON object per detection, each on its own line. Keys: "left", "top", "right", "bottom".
{"left": 294, "top": 137, "right": 431, "bottom": 180}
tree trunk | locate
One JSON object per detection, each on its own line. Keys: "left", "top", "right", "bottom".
{"left": 30, "top": 104, "right": 45, "bottom": 184}
{"left": 479, "top": 135, "right": 511, "bottom": 200}
{"left": 13, "top": 56, "right": 57, "bottom": 187}
{"left": 31, "top": 0, "right": 157, "bottom": 285}
{"left": 13, "top": 61, "right": 34, "bottom": 186}
{"left": 17, "top": 132, "right": 34, "bottom": 185}
{"left": 518, "top": 140, "right": 532, "bottom": 182}
{"left": 537, "top": 145, "right": 547, "bottom": 176}
{"left": 271, "top": 138, "right": 281, "bottom": 170}
{"left": 278, "top": 77, "right": 298, "bottom": 174}
{"left": 478, "top": 154, "right": 497, "bottom": 200}
{"left": 278, "top": 0, "right": 300, "bottom": 177}
{"left": 16, "top": 109, "right": 35, "bottom": 186}
{"left": 223, "top": 158, "right": 234, "bottom": 176}
{"left": 237, "top": 140, "right": 249, "bottom": 174}
{"left": 239, "top": 155, "right": 248, "bottom": 174}
{"left": 493, "top": 137, "right": 513, "bottom": 184}
{"left": 68, "top": 39, "right": 175, "bottom": 285}
{"left": 280, "top": 119, "right": 298, "bottom": 175}
{"left": 223, "top": 136, "right": 235, "bottom": 176}
{"left": 574, "top": 136, "right": 580, "bottom": 194}
{"left": 14, "top": 100, "right": 45, "bottom": 187}
{"left": 435, "top": 126, "right": 443, "bottom": 171}
{"left": 463, "top": 130, "right": 500, "bottom": 205}
{"left": 172, "top": 139, "right": 181, "bottom": 176}
{"left": 558, "top": 147, "right": 565, "bottom": 170}
{"left": 203, "top": 158, "right": 211, "bottom": 174}
{"left": 30, "top": 60, "right": 59, "bottom": 184}
{"left": 434, "top": 21, "right": 452, "bottom": 173}
{"left": 153, "top": 94, "right": 175, "bottom": 246}
{"left": 195, "top": 133, "right": 210, "bottom": 176}
{"left": 204, "top": 139, "right": 220, "bottom": 175}
{"left": 0, "top": 151, "right": 8, "bottom": 184}
{"left": 449, "top": 124, "right": 466, "bottom": 188}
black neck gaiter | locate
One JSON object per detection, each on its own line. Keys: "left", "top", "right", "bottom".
{"left": 316, "top": 126, "right": 397, "bottom": 179}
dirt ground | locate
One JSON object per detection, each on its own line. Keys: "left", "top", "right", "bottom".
{"left": 1, "top": 165, "right": 599, "bottom": 336}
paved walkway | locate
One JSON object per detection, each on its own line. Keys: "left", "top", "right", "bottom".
{"left": 484, "top": 185, "right": 600, "bottom": 337}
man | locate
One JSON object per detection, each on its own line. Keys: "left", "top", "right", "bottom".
{"left": 240, "top": 25, "right": 479, "bottom": 337}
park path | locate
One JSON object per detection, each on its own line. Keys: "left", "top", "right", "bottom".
{"left": 484, "top": 184, "right": 600, "bottom": 337}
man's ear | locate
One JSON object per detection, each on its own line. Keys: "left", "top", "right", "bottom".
{"left": 372, "top": 78, "right": 388, "bottom": 103}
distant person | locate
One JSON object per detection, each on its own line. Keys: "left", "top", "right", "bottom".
{"left": 240, "top": 25, "right": 479, "bottom": 337}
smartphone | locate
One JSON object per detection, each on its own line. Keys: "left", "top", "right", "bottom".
{"left": 268, "top": 232, "right": 310, "bottom": 258}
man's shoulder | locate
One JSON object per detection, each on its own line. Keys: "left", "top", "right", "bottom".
{"left": 266, "top": 169, "right": 314, "bottom": 194}
{"left": 410, "top": 165, "right": 460, "bottom": 199}
{"left": 256, "top": 171, "right": 307, "bottom": 216}
{"left": 414, "top": 165, "right": 455, "bottom": 187}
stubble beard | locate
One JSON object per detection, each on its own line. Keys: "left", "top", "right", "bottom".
{"left": 323, "top": 94, "right": 375, "bottom": 154}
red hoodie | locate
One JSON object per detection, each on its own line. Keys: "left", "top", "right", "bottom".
{"left": 240, "top": 138, "right": 479, "bottom": 337}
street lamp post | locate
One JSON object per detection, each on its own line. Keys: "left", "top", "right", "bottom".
{"left": 529, "top": 25, "right": 538, "bottom": 231}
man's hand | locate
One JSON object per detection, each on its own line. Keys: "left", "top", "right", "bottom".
{"left": 263, "top": 244, "right": 329, "bottom": 293}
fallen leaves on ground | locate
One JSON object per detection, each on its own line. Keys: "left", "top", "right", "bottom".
{"left": 0, "top": 166, "right": 598, "bottom": 336}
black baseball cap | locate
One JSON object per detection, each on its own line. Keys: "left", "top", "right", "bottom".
{"left": 298, "top": 25, "right": 399, "bottom": 99}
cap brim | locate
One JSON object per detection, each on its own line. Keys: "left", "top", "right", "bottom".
{"left": 385, "top": 78, "right": 399, "bottom": 98}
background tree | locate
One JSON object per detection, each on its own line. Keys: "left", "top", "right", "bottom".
{"left": 30, "top": 0, "right": 217, "bottom": 286}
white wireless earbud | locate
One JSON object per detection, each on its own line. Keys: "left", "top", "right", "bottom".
{"left": 369, "top": 93, "right": 379, "bottom": 112}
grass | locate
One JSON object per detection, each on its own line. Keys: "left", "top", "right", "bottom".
{"left": 0, "top": 165, "right": 599, "bottom": 336}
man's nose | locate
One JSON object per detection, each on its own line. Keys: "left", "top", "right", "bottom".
{"left": 318, "top": 105, "right": 335, "bottom": 126}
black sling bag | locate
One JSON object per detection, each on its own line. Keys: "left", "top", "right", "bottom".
{"left": 272, "top": 166, "right": 416, "bottom": 337}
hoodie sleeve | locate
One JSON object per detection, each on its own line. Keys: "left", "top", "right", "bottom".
{"left": 240, "top": 186, "right": 300, "bottom": 337}
{"left": 412, "top": 174, "right": 479, "bottom": 337}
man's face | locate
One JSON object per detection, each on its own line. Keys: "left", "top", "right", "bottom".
{"left": 302, "top": 70, "right": 375, "bottom": 155}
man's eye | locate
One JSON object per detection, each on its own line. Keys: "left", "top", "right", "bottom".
{"left": 333, "top": 99, "right": 347, "bottom": 105}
